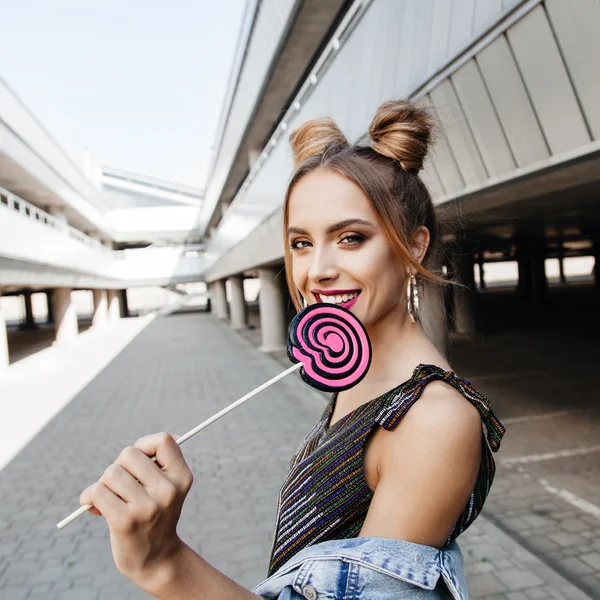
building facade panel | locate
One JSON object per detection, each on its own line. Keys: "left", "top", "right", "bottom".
{"left": 421, "top": 95, "right": 465, "bottom": 195}
{"left": 373, "top": 0, "right": 399, "bottom": 114}
{"left": 203, "top": 0, "right": 600, "bottom": 279}
{"left": 507, "top": 5, "right": 591, "bottom": 155}
{"left": 392, "top": 0, "right": 417, "bottom": 95}
{"left": 429, "top": 80, "right": 488, "bottom": 186}
{"left": 428, "top": 0, "right": 454, "bottom": 75}
{"left": 473, "top": 0, "right": 504, "bottom": 33}
{"left": 407, "top": 1, "right": 435, "bottom": 91}
{"left": 477, "top": 35, "right": 550, "bottom": 167}
{"left": 451, "top": 59, "right": 516, "bottom": 177}
{"left": 448, "top": 0, "right": 477, "bottom": 57}
{"left": 420, "top": 156, "right": 446, "bottom": 201}
{"left": 545, "top": 0, "right": 600, "bottom": 140}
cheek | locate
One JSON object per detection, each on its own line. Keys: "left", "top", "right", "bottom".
{"left": 291, "top": 260, "right": 306, "bottom": 289}
{"left": 346, "top": 243, "right": 399, "bottom": 284}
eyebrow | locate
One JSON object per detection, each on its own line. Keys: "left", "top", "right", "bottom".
{"left": 287, "top": 218, "right": 376, "bottom": 236}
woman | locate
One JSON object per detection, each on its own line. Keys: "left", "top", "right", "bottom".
{"left": 81, "top": 100, "right": 505, "bottom": 599}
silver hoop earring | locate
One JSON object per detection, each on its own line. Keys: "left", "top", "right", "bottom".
{"left": 406, "top": 274, "right": 420, "bottom": 323}
{"left": 301, "top": 296, "right": 307, "bottom": 308}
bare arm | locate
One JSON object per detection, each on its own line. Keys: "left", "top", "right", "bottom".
{"left": 79, "top": 432, "right": 264, "bottom": 600}
{"left": 359, "top": 381, "right": 482, "bottom": 548}
{"left": 149, "top": 541, "right": 262, "bottom": 600}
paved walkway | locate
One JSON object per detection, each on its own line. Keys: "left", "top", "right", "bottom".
{"left": 0, "top": 311, "right": 595, "bottom": 599}
{"left": 450, "top": 323, "right": 600, "bottom": 599}
{"left": 0, "top": 314, "right": 156, "bottom": 471}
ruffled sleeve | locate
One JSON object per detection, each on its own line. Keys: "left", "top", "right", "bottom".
{"left": 375, "top": 363, "right": 506, "bottom": 452}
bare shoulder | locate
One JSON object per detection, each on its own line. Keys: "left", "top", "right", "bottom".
{"left": 411, "top": 379, "right": 482, "bottom": 431}
{"left": 360, "top": 377, "right": 484, "bottom": 545}
{"left": 379, "top": 379, "right": 482, "bottom": 461}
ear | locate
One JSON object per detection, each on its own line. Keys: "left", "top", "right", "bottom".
{"left": 410, "top": 226, "right": 430, "bottom": 266}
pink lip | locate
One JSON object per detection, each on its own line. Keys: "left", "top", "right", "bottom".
{"left": 313, "top": 292, "right": 360, "bottom": 310}
{"left": 313, "top": 288, "right": 359, "bottom": 296}
{"left": 341, "top": 295, "right": 359, "bottom": 310}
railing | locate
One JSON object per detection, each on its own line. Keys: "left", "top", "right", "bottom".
{"left": 0, "top": 186, "right": 209, "bottom": 285}
{"left": 0, "top": 185, "right": 109, "bottom": 252}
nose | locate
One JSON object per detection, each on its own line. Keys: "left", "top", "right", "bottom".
{"left": 308, "top": 245, "right": 338, "bottom": 283}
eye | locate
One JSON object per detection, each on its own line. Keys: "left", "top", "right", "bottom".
{"left": 289, "top": 239, "right": 311, "bottom": 251}
{"left": 340, "top": 234, "right": 365, "bottom": 246}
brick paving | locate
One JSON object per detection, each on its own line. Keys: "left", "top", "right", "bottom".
{"left": 0, "top": 311, "right": 596, "bottom": 598}
{"left": 450, "top": 322, "right": 600, "bottom": 600}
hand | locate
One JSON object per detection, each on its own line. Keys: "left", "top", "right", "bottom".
{"left": 80, "top": 432, "right": 194, "bottom": 593}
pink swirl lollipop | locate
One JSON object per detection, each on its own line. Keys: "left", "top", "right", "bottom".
{"left": 288, "top": 303, "right": 371, "bottom": 392}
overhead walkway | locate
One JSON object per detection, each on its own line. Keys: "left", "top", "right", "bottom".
{"left": 0, "top": 78, "right": 209, "bottom": 370}
{"left": 0, "top": 77, "right": 209, "bottom": 289}
{"left": 0, "top": 185, "right": 209, "bottom": 289}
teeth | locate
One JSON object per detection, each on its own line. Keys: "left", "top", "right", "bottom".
{"left": 321, "top": 292, "right": 359, "bottom": 305}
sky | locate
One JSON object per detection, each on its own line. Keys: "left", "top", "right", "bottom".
{"left": 0, "top": 0, "right": 247, "bottom": 189}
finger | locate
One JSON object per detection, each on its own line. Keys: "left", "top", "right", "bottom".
{"left": 115, "top": 446, "right": 164, "bottom": 492}
{"left": 172, "top": 434, "right": 180, "bottom": 441}
{"left": 115, "top": 446, "right": 181, "bottom": 512}
{"left": 80, "top": 482, "right": 127, "bottom": 529}
{"left": 134, "top": 432, "right": 192, "bottom": 490}
{"left": 100, "top": 463, "right": 146, "bottom": 504}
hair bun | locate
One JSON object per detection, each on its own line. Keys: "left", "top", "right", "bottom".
{"left": 289, "top": 117, "right": 348, "bottom": 166}
{"left": 368, "top": 100, "right": 433, "bottom": 173}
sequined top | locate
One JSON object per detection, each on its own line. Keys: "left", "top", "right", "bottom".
{"left": 267, "top": 363, "right": 506, "bottom": 577}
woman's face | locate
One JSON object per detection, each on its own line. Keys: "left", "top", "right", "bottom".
{"left": 287, "top": 169, "right": 409, "bottom": 328}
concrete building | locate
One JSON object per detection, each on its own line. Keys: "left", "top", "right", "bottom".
{"left": 0, "top": 78, "right": 209, "bottom": 368}
{"left": 2, "top": 0, "right": 599, "bottom": 367}
{"left": 196, "top": 0, "right": 600, "bottom": 353}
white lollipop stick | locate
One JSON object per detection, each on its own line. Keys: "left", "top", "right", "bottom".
{"left": 56, "top": 362, "right": 302, "bottom": 530}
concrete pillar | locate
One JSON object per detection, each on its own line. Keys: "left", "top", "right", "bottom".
{"left": 558, "top": 258, "right": 566, "bottom": 283}
{"left": 19, "top": 290, "right": 38, "bottom": 330}
{"left": 53, "top": 287, "right": 78, "bottom": 344}
{"left": 451, "top": 247, "right": 477, "bottom": 337}
{"left": 557, "top": 245, "right": 567, "bottom": 284}
{"left": 229, "top": 276, "right": 248, "bottom": 330}
{"left": 476, "top": 254, "right": 486, "bottom": 290}
{"left": 213, "top": 280, "right": 228, "bottom": 320}
{"left": 208, "top": 282, "right": 217, "bottom": 316}
{"left": 0, "top": 293, "right": 9, "bottom": 372}
{"left": 517, "top": 243, "right": 548, "bottom": 305}
{"left": 107, "top": 290, "right": 121, "bottom": 321}
{"left": 46, "top": 290, "right": 55, "bottom": 324}
{"left": 120, "top": 289, "right": 130, "bottom": 318}
{"left": 92, "top": 289, "right": 108, "bottom": 327}
{"left": 257, "top": 267, "right": 287, "bottom": 352}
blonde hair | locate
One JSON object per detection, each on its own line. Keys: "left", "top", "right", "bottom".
{"left": 283, "top": 99, "right": 447, "bottom": 312}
